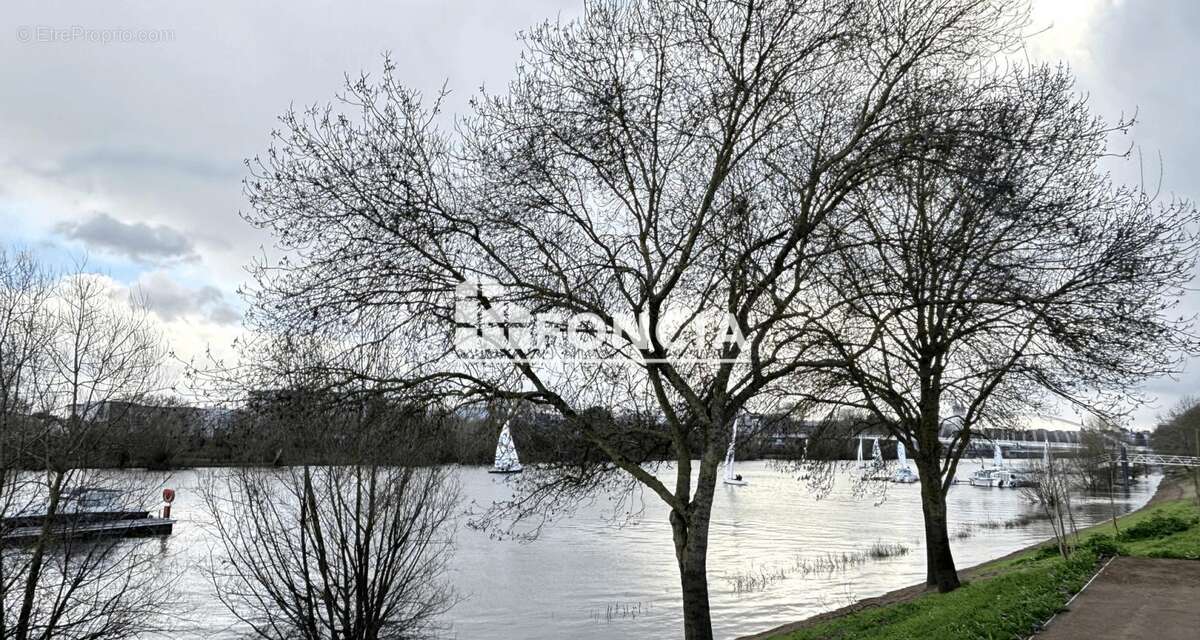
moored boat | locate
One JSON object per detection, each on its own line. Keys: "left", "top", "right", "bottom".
{"left": 968, "top": 469, "right": 999, "bottom": 487}
{"left": 1, "top": 488, "right": 174, "bottom": 545}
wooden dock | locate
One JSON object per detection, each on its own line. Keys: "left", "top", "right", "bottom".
{"left": 1, "top": 516, "right": 174, "bottom": 545}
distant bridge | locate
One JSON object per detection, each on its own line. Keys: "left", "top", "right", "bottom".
{"left": 847, "top": 433, "right": 1121, "bottom": 455}
{"left": 1118, "top": 452, "right": 1200, "bottom": 468}
{"left": 765, "top": 431, "right": 1200, "bottom": 470}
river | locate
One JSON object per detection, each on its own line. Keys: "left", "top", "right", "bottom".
{"left": 143, "top": 460, "right": 1157, "bottom": 640}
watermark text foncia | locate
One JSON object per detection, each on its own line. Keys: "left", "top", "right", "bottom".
{"left": 453, "top": 279, "right": 748, "bottom": 364}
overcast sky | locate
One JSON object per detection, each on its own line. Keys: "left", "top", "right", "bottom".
{"left": 0, "top": 1, "right": 1196, "bottom": 428}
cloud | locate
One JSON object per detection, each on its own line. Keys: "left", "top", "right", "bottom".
{"left": 49, "top": 147, "right": 240, "bottom": 182}
{"left": 54, "top": 212, "right": 198, "bottom": 265}
{"left": 128, "top": 271, "right": 242, "bottom": 325}
{"left": 0, "top": 0, "right": 1194, "bottom": 428}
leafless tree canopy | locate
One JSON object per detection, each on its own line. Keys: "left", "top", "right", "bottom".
{"left": 804, "top": 63, "right": 1199, "bottom": 590}
{"left": 202, "top": 463, "right": 460, "bottom": 640}
{"left": 237, "top": 0, "right": 1196, "bottom": 636}
{"left": 0, "top": 249, "right": 174, "bottom": 640}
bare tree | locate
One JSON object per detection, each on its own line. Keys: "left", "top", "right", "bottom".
{"left": 190, "top": 326, "right": 461, "bottom": 640}
{"left": 808, "top": 65, "right": 1200, "bottom": 590}
{"left": 1022, "top": 448, "right": 1079, "bottom": 559}
{"left": 0, "top": 248, "right": 57, "bottom": 639}
{"left": 202, "top": 461, "right": 459, "bottom": 640}
{"left": 239, "top": 1, "right": 1037, "bottom": 635}
{"left": 0, "top": 248, "right": 55, "bottom": 486}
{"left": 1, "top": 254, "right": 173, "bottom": 640}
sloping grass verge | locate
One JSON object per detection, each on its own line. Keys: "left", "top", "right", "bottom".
{"left": 774, "top": 553, "right": 1097, "bottom": 640}
{"left": 766, "top": 493, "right": 1200, "bottom": 640}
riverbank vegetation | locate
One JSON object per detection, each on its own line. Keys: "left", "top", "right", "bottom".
{"left": 726, "top": 541, "right": 911, "bottom": 594}
{"left": 759, "top": 480, "right": 1200, "bottom": 640}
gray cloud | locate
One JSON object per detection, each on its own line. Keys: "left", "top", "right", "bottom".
{"left": 55, "top": 212, "right": 197, "bottom": 265}
{"left": 129, "top": 271, "right": 241, "bottom": 325}
{"left": 1, "top": 0, "right": 1196, "bottom": 427}
{"left": 50, "top": 147, "right": 240, "bottom": 182}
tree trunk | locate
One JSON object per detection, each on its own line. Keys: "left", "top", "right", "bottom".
{"left": 922, "top": 512, "right": 936, "bottom": 585}
{"left": 915, "top": 457, "right": 960, "bottom": 592}
{"left": 670, "top": 505, "right": 714, "bottom": 640}
{"left": 15, "top": 470, "right": 65, "bottom": 640}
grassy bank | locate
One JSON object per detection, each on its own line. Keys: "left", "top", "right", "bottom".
{"left": 754, "top": 477, "right": 1200, "bottom": 640}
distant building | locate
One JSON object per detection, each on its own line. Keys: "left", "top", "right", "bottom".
{"left": 72, "top": 400, "right": 233, "bottom": 437}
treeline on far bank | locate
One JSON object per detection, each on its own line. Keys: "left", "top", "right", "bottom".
{"left": 4, "top": 394, "right": 499, "bottom": 470}
{"left": 3, "top": 392, "right": 827, "bottom": 470}
{"left": 3, "top": 389, "right": 1176, "bottom": 472}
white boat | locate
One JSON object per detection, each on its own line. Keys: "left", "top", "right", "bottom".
{"left": 968, "top": 468, "right": 998, "bottom": 486}
{"left": 969, "top": 444, "right": 1000, "bottom": 486}
{"left": 990, "top": 469, "right": 1035, "bottom": 488}
{"left": 723, "top": 415, "right": 747, "bottom": 486}
{"left": 968, "top": 443, "right": 1033, "bottom": 487}
{"left": 891, "top": 442, "right": 918, "bottom": 483}
{"left": 488, "top": 418, "right": 523, "bottom": 474}
{"left": 892, "top": 467, "right": 919, "bottom": 483}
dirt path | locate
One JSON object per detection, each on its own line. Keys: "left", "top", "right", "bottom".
{"left": 1034, "top": 556, "right": 1200, "bottom": 639}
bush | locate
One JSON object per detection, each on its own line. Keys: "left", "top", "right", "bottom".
{"left": 1079, "top": 534, "right": 1126, "bottom": 557}
{"left": 1117, "top": 513, "right": 1199, "bottom": 542}
{"left": 1033, "top": 544, "right": 1060, "bottom": 561}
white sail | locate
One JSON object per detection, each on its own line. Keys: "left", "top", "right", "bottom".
{"left": 890, "top": 440, "right": 918, "bottom": 482}
{"left": 871, "top": 438, "right": 882, "bottom": 465}
{"left": 723, "top": 416, "right": 739, "bottom": 481}
{"left": 992, "top": 443, "right": 1003, "bottom": 468}
{"left": 857, "top": 438, "right": 864, "bottom": 465}
{"left": 492, "top": 421, "right": 522, "bottom": 473}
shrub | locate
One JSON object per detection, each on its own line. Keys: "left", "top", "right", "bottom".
{"left": 1033, "top": 544, "right": 1060, "bottom": 561}
{"left": 1117, "top": 513, "right": 1198, "bottom": 542}
{"left": 1079, "top": 534, "right": 1126, "bottom": 557}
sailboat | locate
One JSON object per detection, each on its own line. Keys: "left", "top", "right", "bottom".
{"left": 488, "top": 418, "right": 523, "bottom": 474}
{"left": 891, "top": 441, "right": 918, "bottom": 483}
{"left": 856, "top": 438, "right": 865, "bottom": 469}
{"left": 862, "top": 437, "right": 888, "bottom": 480}
{"left": 723, "top": 415, "right": 748, "bottom": 486}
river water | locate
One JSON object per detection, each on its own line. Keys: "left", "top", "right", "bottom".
{"left": 146, "top": 460, "right": 1157, "bottom": 640}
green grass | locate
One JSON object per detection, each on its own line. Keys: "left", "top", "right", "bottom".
{"left": 1116, "top": 501, "right": 1200, "bottom": 560}
{"left": 776, "top": 554, "right": 1096, "bottom": 640}
{"left": 767, "top": 493, "right": 1200, "bottom": 640}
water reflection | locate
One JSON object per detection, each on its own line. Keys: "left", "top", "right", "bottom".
{"left": 150, "top": 460, "right": 1157, "bottom": 640}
